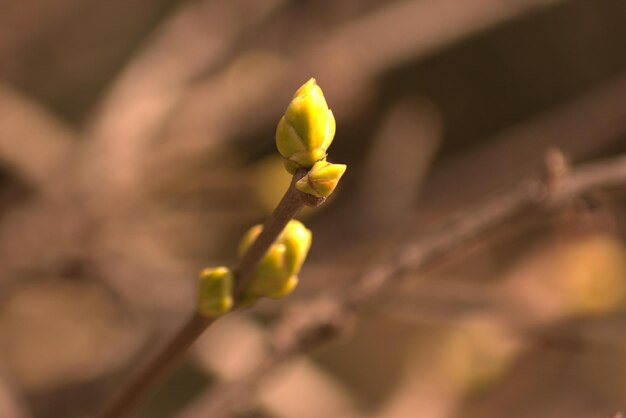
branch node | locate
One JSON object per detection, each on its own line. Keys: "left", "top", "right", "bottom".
{"left": 299, "top": 192, "right": 326, "bottom": 207}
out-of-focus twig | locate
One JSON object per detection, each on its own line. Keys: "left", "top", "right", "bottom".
{"left": 179, "top": 152, "right": 626, "bottom": 418}
{"left": 357, "top": 99, "right": 442, "bottom": 232}
{"left": 179, "top": 297, "right": 351, "bottom": 418}
{"left": 167, "top": 0, "right": 569, "bottom": 154}
{"left": 0, "top": 84, "right": 85, "bottom": 284}
{"left": 0, "top": 83, "right": 76, "bottom": 190}
{"left": 0, "top": 374, "right": 29, "bottom": 418}
{"left": 419, "top": 74, "right": 626, "bottom": 218}
{"left": 82, "top": 0, "right": 292, "bottom": 206}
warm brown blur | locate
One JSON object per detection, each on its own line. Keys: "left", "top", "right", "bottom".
{"left": 1, "top": 1, "right": 626, "bottom": 417}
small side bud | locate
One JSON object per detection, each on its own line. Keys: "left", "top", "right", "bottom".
{"left": 237, "top": 224, "right": 262, "bottom": 258}
{"left": 197, "top": 267, "right": 234, "bottom": 317}
{"left": 281, "top": 219, "right": 312, "bottom": 276}
{"left": 276, "top": 78, "right": 336, "bottom": 173}
{"left": 296, "top": 161, "right": 347, "bottom": 198}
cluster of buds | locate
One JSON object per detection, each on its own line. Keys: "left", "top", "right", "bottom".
{"left": 197, "top": 220, "right": 312, "bottom": 317}
{"left": 237, "top": 219, "right": 312, "bottom": 303}
{"left": 197, "top": 78, "right": 346, "bottom": 317}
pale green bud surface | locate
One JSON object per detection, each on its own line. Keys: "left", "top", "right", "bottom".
{"left": 295, "top": 161, "right": 347, "bottom": 198}
{"left": 253, "top": 243, "right": 289, "bottom": 282}
{"left": 260, "top": 275, "right": 299, "bottom": 299}
{"left": 281, "top": 220, "right": 313, "bottom": 276}
{"left": 276, "top": 78, "right": 336, "bottom": 173}
{"left": 197, "top": 267, "right": 234, "bottom": 317}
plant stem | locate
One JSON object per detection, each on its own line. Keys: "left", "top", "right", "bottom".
{"left": 233, "top": 169, "right": 308, "bottom": 299}
{"left": 99, "top": 313, "right": 212, "bottom": 418}
{"left": 99, "top": 168, "right": 311, "bottom": 418}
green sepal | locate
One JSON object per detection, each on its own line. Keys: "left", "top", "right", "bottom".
{"left": 296, "top": 161, "right": 347, "bottom": 198}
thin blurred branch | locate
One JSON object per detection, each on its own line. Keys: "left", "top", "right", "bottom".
{"left": 321, "top": 0, "right": 566, "bottom": 76}
{"left": 0, "top": 83, "right": 76, "bottom": 190}
{"left": 357, "top": 99, "right": 442, "bottom": 232}
{"left": 0, "top": 374, "right": 30, "bottom": 418}
{"left": 179, "top": 298, "right": 352, "bottom": 418}
{"left": 0, "top": 84, "right": 86, "bottom": 284}
{"left": 417, "top": 73, "right": 626, "bottom": 221}
{"left": 83, "top": 0, "right": 293, "bottom": 205}
{"left": 167, "top": 0, "right": 569, "bottom": 151}
{"left": 179, "top": 152, "right": 626, "bottom": 418}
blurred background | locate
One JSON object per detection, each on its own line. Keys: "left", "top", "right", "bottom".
{"left": 1, "top": 0, "right": 626, "bottom": 417}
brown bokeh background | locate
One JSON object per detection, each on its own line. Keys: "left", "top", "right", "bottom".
{"left": 1, "top": 1, "right": 626, "bottom": 417}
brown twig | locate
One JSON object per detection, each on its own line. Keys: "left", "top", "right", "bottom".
{"left": 98, "top": 169, "right": 315, "bottom": 418}
{"left": 233, "top": 169, "right": 324, "bottom": 299}
{"left": 179, "top": 152, "right": 626, "bottom": 418}
{"left": 348, "top": 152, "right": 626, "bottom": 306}
{"left": 99, "top": 313, "right": 214, "bottom": 418}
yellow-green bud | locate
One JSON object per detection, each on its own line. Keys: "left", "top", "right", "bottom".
{"left": 197, "top": 267, "right": 234, "bottom": 317}
{"left": 237, "top": 219, "right": 312, "bottom": 299}
{"left": 295, "top": 161, "right": 347, "bottom": 198}
{"left": 281, "top": 219, "right": 312, "bottom": 276}
{"left": 258, "top": 275, "right": 299, "bottom": 299}
{"left": 252, "top": 243, "right": 289, "bottom": 283}
{"left": 276, "top": 78, "right": 336, "bottom": 173}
